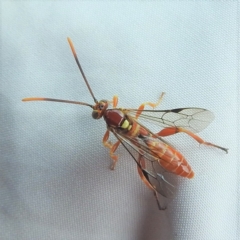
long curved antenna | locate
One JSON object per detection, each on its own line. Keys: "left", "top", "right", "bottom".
{"left": 67, "top": 37, "right": 98, "bottom": 103}
{"left": 22, "top": 97, "right": 93, "bottom": 108}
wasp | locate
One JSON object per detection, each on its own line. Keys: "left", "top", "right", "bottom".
{"left": 22, "top": 38, "right": 228, "bottom": 210}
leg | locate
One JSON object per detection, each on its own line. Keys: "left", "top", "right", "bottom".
{"left": 135, "top": 92, "right": 165, "bottom": 119}
{"left": 137, "top": 155, "right": 155, "bottom": 192}
{"left": 137, "top": 154, "right": 165, "bottom": 210}
{"left": 102, "top": 130, "right": 121, "bottom": 169}
{"left": 157, "top": 127, "right": 228, "bottom": 153}
{"left": 108, "top": 95, "right": 118, "bottom": 108}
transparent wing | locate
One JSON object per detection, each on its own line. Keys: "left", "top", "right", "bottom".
{"left": 112, "top": 130, "right": 178, "bottom": 201}
{"left": 124, "top": 108, "right": 215, "bottom": 133}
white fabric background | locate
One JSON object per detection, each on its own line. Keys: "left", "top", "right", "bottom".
{"left": 1, "top": 1, "right": 238, "bottom": 240}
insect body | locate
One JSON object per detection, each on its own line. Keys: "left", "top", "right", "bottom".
{"left": 22, "top": 38, "right": 228, "bottom": 210}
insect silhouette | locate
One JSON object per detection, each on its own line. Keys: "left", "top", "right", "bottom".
{"left": 22, "top": 38, "right": 228, "bottom": 210}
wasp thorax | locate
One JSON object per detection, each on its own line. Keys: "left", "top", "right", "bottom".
{"left": 103, "top": 109, "right": 132, "bottom": 131}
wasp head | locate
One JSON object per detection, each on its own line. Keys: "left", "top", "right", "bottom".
{"left": 92, "top": 100, "right": 108, "bottom": 119}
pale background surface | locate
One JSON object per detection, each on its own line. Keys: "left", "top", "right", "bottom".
{"left": 1, "top": 1, "right": 238, "bottom": 240}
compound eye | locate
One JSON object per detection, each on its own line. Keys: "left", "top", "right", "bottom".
{"left": 92, "top": 111, "right": 99, "bottom": 119}
{"left": 99, "top": 103, "right": 105, "bottom": 110}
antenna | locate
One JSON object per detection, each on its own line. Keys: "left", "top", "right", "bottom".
{"left": 67, "top": 37, "right": 98, "bottom": 103}
{"left": 22, "top": 38, "right": 98, "bottom": 108}
{"left": 22, "top": 97, "right": 93, "bottom": 108}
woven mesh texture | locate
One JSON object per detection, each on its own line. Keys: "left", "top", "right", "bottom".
{"left": 1, "top": 2, "right": 238, "bottom": 240}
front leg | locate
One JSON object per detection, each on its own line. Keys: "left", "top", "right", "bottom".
{"left": 102, "top": 130, "right": 121, "bottom": 170}
{"left": 135, "top": 92, "right": 165, "bottom": 119}
{"left": 108, "top": 95, "right": 118, "bottom": 108}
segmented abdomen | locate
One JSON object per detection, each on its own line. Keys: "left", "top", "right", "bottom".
{"left": 145, "top": 138, "right": 194, "bottom": 179}
{"left": 126, "top": 120, "right": 194, "bottom": 178}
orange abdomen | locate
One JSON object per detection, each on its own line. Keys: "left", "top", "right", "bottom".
{"left": 146, "top": 139, "right": 194, "bottom": 179}
{"left": 128, "top": 123, "right": 194, "bottom": 178}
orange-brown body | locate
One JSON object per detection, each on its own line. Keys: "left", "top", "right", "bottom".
{"left": 22, "top": 37, "right": 227, "bottom": 210}
{"left": 103, "top": 109, "right": 194, "bottom": 179}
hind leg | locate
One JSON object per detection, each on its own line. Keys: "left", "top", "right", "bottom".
{"left": 136, "top": 154, "right": 166, "bottom": 210}
{"left": 157, "top": 127, "right": 228, "bottom": 153}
